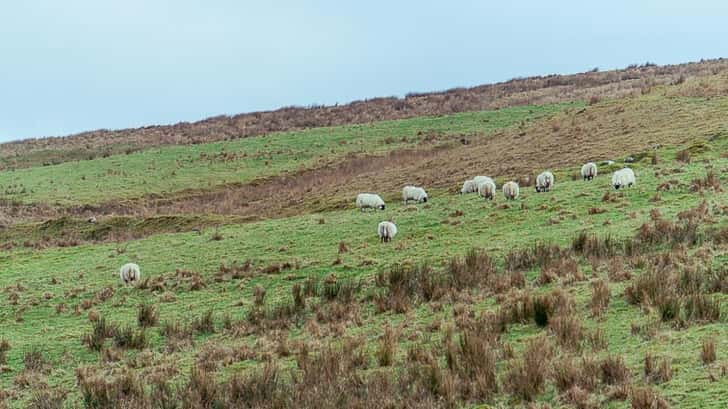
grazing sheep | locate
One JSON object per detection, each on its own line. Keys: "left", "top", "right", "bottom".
{"left": 502, "top": 181, "right": 520, "bottom": 200}
{"left": 402, "top": 186, "right": 428, "bottom": 204}
{"left": 478, "top": 180, "right": 497, "bottom": 200}
{"left": 378, "top": 221, "right": 398, "bottom": 243}
{"left": 356, "top": 193, "right": 385, "bottom": 211}
{"left": 612, "top": 168, "right": 636, "bottom": 190}
{"left": 460, "top": 179, "right": 478, "bottom": 194}
{"left": 581, "top": 162, "right": 598, "bottom": 181}
{"left": 535, "top": 171, "right": 555, "bottom": 192}
{"left": 119, "top": 263, "right": 141, "bottom": 285}
{"left": 473, "top": 176, "right": 494, "bottom": 186}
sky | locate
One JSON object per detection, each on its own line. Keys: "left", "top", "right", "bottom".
{"left": 1, "top": 1, "right": 728, "bottom": 142}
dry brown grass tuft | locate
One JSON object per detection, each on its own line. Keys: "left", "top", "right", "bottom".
{"left": 630, "top": 386, "right": 670, "bottom": 409}
{"left": 376, "top": 326, "right": 398, "bottom": 367}
{"left": 136, "top": 303, "right": 158, "bottom": 328}
{"left": 549, "top": 314, "right": 584, "bottom": 351}
{"left": 0, "top": 340, "right": 9, "bottom": 365}
{"left": 590, "top": 278, "right": 611, "bottom": 317}
{"left": 644, "top": 353, "right": 673, "bottom": 384}
{"left": 701, "top": 338, "right": 717, "bottom": 364}
{"left": 676, "top": 149, "right": 691, "bottom": 163}
{"left": 600, "top": 355, "right": 630, "bottom": 385}
{"left": 503, "top": 335, "right": 553, "bottom": 401}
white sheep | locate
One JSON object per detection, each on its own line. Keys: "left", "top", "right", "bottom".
{"left": 119, "top": 263, "right": 141, "bottom": 285}
{"left": 502, "top": 181, "right": 520, "bottom": 200}
{"left": 460, "top": 179, "right": 478, "bottom": 194}
{"left": 378, "top": 221, "right": 397, "bottom": 243}
{"left": 581, "top": 162, "right": 597, "bottom": 181}
{"left": 402, "top": 186, "right": 428, "bottom": 204}
{"left": 478, "top": 180, "right": 497, "bottom": 200}
{"left": 473, "top": 176, "right": 494, "bottom": 186}
{"left": 612, "top": 168, "right": 636, "bottom": 190}
{"left": 356, "top": 193, "right": 386, "bottom": 211}
{"left": 535, "top": 171, "right": 555, "bottom": 192}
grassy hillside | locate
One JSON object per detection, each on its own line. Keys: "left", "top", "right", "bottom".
{"left": 2, "top": 59, "right": 727, "bottom": 171}
{"left": 1, "top": 73, "right": 728, "bottom": 409}
{"left": 0, "top": 104, "right": 569, "bottom": 207}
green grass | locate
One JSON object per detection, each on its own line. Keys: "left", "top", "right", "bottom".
{"left": 1, "top": 135, "right": 726, "bottom": 407}
{"left": 0, "top": 103, "right": 574, "bottom": 206}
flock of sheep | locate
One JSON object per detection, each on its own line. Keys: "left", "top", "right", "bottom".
{"left": 358, "top": 161, "right": 636, "bottom": 243}
{"left": 117, "top": 162, "right": 636, "bottom": 285}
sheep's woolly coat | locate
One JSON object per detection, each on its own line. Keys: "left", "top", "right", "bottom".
{"left": 378, "top": 221, "right": 398, "bottom": 242}
{"left": 612, "top": 168, "right": 636, "bottom": 189}
{"left": 356, "top": 193, "right": 386, "bottom": 211}
{"left": 460, "top": 179, "right": 478, "bottom": 194}
{"left": 402, "top": 186, "right": 428, "bottom": 204}
{"left": 478, "top": 180, "right": 497, "bottom": 200}
{"left": 473, "top": 176, "right": 494, "bottom": 186}
{"left": 535, "top": 171, "right": 555, "bottom": 192}
{"left": 581, "top": 162, "right": 597, "bottom": 180}
{"left": 120, "top": 263, "right": 141, "bottom": 285}
{"left": 502, "top": 181, "right": 520, "bottom": 200}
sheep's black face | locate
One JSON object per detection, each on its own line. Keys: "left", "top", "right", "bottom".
{"left": 422, "top": 197, "right": 428, "bottom": 203}
{"left": 379, "top": 205, "right": 385, "bottom": 210}
{"left": 614, "top": 184, "right": 620, "bottom": 190}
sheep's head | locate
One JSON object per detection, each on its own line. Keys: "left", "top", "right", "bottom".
{"left": 422, "top": 196, "right": 428, "bottom": 203}
{"left": 379, "top": 204, "right": 386, "bottom": 210}
{"left": 614, "top": 184, "right": 621, "bottom": 190}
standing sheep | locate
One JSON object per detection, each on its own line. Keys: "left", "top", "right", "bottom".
{"left": 535, "top": 171, "right": 555, "bottom": 192}
{"left": 119, "top": 263, "right": 141, "bottom": 285}
{"left": 402, "top": 186, "right": 428, "bottom": 204}
{"left": 612, "top": 168, "right": 636, "bottom": 190}
{"left": 581, "top": 162, "right": 598, "bottom": 181}
{"left": 356, "top": 193, "right": 386, "bottom": 211}
{"left": 460, "top": 179, "right": 478, "bottom": 194}
{"left": 473, "top": 176, "right": 494, "bottom": 186}
{"left": 502, "top": 181, "right": 520, "bottom": 200}
{"left": 478, "top": 180, "right": 497, "bottom": 201}
{"left": 377, "top": 221, "right": 398, "bottom": 243}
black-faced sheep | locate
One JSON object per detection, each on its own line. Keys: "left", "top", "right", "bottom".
{"left": 378, "top": 221, "right": 397, "bottom": 243}
{"left": 612, "top": 168, "right": 636, "bottom": 190}
{"left": 356, "top": 193, "right": 386, "bottom": 211}
{"left": 119, "top": 263, "right": 141, "bottom": 285}
{"left": 581, "top": 162, "right": 597, "bottom": 180}
{"left": 402, "top": 186, "right": 428, "bottom": 204}
{"left": 478, "top": 180, "right": 497, "bottom": 200}
{"left": 535, "top": 171, "right": 555, "bottom": 192}
{"left": 502, "top": 181, "right": 520, "bottom": 200}
{"left": 460, "top": 179, "right": 478, "bottom": 194}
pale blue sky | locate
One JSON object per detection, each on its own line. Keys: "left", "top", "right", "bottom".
{"left": 1, "top": 1, "right": 727, "bottom": 142}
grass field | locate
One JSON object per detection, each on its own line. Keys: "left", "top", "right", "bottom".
{"left": 1, "top": 78, "right": 727, "bottom": 408}
{"left": 0, "top": 104, "right": 571, "bottom": 207}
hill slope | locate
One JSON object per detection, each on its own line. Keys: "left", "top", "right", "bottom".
{"left": 2, "top": 59, "right": 727, "bottom": 170}
{"left": 0, "top": 63, "right": 727, "bottom": 409}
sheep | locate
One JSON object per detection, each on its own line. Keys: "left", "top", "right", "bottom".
{"left": 356, "top": 193, "right": 385, "bottom": 211}
{"left": 502, "top": 181, "right": 520, "bottom": 200}
{"left": 460, "top": 179, "right": 478, "bottom": 194}
{"left": 581, "top": 162, "right": 598, "bottom": 181}
{"left": 535, "top": 171, "right": 555, "bottom": 192}
{"left": 473, "top": 176, "right": 494, "bottom": 186}
{"left": 119, "top": 263, "right": 141, "bottom": 285}
{"left": 478, "top": 180, "right": 497, "bottom": 200}
{"left": 378, "top": 221, "right": 397, "bottom": 243}
{"left": 402, "top": 186, "right": 428, "bottom": 204}
{"left": 612, "top": 168, "right": 636, "bottom": 190}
